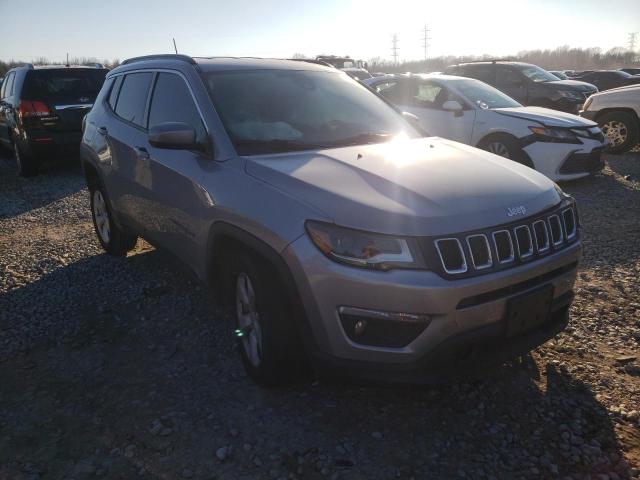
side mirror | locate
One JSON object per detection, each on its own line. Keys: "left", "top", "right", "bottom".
{"left": 442, "top": 100, "right": 463, "bottom": 112}
{"left": 148, "top": 122, "right": 196, "bottom": 149}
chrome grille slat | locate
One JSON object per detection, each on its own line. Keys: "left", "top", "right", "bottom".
{"left": 514, "top": 225, "right": 534, "bottom": 259}
{"left": 432, "top": 205, "right": 578, "bottom": 277}
{"left": 532, "top": 220, "right": 550, "bottom": 253}
{"left": 466, "top": 234, "right": 492, "bottom": 270}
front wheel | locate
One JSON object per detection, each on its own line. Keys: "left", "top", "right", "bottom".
{"left": 599, "top": 111, "right": 639, "bottom": 154}
{"left": 89, "top": 183, "right": 137, "bottom": 256}
{"left": 229, "top": 251, "right": 303, "bottom": 387}
{"left": 478, "top": 134, "right": 533, "bottom": 168}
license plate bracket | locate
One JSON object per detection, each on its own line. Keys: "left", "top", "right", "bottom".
{"left": 506, "top": 285, "right": 554, "bottom": 337}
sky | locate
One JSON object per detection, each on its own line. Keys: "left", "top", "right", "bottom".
{"left": 0, "top": 0, "right": 638, "bottom": 63}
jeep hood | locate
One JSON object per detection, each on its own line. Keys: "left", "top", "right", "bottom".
{"left": 494, "top": 106, "right": 597, "bottom": 128}
{"left": 245, "top": 137, "right": 561, "bottom": 236}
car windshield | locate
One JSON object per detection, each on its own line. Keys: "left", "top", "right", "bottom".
{"left": 451, "top": 78, "right": 521, "bottom": 109}
{"left": 203, "top": 70, "right": 419, "bottom": 155}
{"left": 517, "top": 65, "right": 560, "bottom": 83}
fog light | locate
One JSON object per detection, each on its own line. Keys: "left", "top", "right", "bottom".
{"left": 338, "top": 306, "right": 431, "bottom": 348}
{"left": 354, "top": 319, "right": 368, "bottom": 336}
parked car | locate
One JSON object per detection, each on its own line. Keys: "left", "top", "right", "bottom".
{"left": 549, "top": 71, "right": 569, "bottom": 80}
{"left": 571, "top": 70, "right": 640, "bottom": 92}
{"left": 342, "top": 68, "right": 373, "bottom": 81}
{"left": 619, "top": 67, "right": 640, "bottom": 76}
{"left": 0, "top": 63, "right": 108, "bottom": 175}
{"left": 364, "top": 74, "right": 606, "bottom": 181}
{"left": 81, "top": 54, "right": 582, "bottom": 386}
{"left": 444, "top": 61, "right": 597, "bottom": 113}
{"left": 580, "top": 84, "right": 640, "bottom": 153}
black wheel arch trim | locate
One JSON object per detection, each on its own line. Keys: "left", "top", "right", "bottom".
{"left": 205, "top": 221, "right": 325, "bottom": 360}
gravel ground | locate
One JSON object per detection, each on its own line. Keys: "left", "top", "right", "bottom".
{"left": 1, "top": 151, "right": 639, "bottom": 480}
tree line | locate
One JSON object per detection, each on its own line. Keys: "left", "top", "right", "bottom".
{"left": 367, "top": 46, "right": 638, "bottom": 73}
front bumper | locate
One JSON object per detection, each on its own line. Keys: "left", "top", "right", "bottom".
{"left": 522, "top": 138, "right": 606, "bottom": 181}
{"left": 283, "top": 233, "right": 581, "bottom": 383}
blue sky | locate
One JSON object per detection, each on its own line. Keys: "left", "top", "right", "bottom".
{"left": 0, "top": 0, "right": 638, "bottom": 63}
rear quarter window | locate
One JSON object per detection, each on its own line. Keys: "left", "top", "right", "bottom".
{"left": 113, "top": 72, "right": 153, "bottom": 127}
{"left": 23, "top": 69, "right": 107, "bottom": 103}
{"left": 108, "top": 76, "right": 123, "bottom": 110}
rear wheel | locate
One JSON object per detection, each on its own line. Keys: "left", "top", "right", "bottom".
{"left": 229, "top": 251, "right": 302, "bottom": 387}
{"left": 14, "top": 139, "right": 39, "bottom": 177}
{"left": 598, "top": 111, "right": 639, "bottom": 154}
{"left": 478, "top": 134, "right": 533, "bottom": 168}
{"left": 89, "top": 182, "right": 137, "bottom": 256}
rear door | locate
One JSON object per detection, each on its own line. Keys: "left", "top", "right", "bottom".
{"left": 107, "top": 71, "right": 154, "bottom": 231}
{"left": 21, "top": 69, "right": 107, "bottom": 134}
{"left": 142, "top": 71, "right": 209, "bottom": 269}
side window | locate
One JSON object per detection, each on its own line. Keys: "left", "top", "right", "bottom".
{"left": 148, "top": 73, "right": 206, "bottom": 143}
{"left": 376, "top": 79, "right": 414, "bottom": 105}
{"left": 495, "top": 66, "right": 522, "bottom": 86}
{"left": 108, "top": 76, "right": 123, "bottom": 110}
{"left": 466, "top": 65, "right": 495, "bottom": 84}
{"left": 2, "top": 72, "right": 16, "bottom": 99}
{"left": 414, "top": 82, "right": 442, "bottom": 105}
{"left": 114, "top": 72, "right": 153, "bottom": 127}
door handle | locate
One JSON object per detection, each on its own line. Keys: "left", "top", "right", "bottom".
{"left": 134, "top": 146, "right": 150, "bottom": 160}
{"left": 97, "top": 126, "right": 108, "bottom": 136}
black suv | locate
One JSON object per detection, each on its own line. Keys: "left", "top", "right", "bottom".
{"left": 444, "top": 61, "right": 597, "bottom": 113}
{"left": 571, "top": 70, "right": 640, "bottom": 92}
{"left": 0, "top": 64, "right": 108, "bottom": 176}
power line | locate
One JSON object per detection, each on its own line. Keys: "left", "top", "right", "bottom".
{"left": 629, "top": 32, "right": 638, "bottom": 51}
{"left": 422, "top": 24, "right": 431, "bottom": 61}
{"left": 391, "top": 34, "right": 399, "bottom": 64}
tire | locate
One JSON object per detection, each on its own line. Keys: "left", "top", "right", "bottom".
{"left": 598, "top": 111, "right": 639, "bottom": 154}
{"left": 89, "top": 182, "right": 137, "bottom": 256}
{"left": 228, "top": 251, "right": 302, "bottom": 387}
{"left": 14, "top": 139, "right": 39, "bottom": 177}
{"left": 478, "top": 134, "right": 533, "bottom": 168}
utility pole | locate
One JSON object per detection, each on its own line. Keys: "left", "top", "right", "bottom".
{"left": 628, "top": 32, "right": 638, "bottom": 51}
{"left": 391, "top": 34, "right": 399, "bottom": 64}
{"left": 422, "top": 24, "right": 431, "bottom": 61}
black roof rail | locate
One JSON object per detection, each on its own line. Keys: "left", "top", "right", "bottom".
{"left": 121, "top": 54, "right": 197, "bottom": 66}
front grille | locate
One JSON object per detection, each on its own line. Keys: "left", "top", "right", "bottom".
{"left": 559, "top": 149, "right": 604, "bottom": 174}
{"left": 426, "top": 203, "right": 579, "bottom": 279}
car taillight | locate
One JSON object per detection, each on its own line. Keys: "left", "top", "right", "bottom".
{"left": 18, "top": 100, "right": 52, "bottom": 118}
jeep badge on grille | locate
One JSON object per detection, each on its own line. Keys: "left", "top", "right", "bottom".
{"left": 507, "top": 206, "right": 527, "bottom": 217}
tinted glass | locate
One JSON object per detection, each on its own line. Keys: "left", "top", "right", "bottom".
{"left": 2, "top": 72, "right": 15, "bottom": 98}
{"left": 452, "top": 78, "right": 521, "bottom": 109}
{"left": 108, "top": 75, "right": 123, "bottom": 110}
{"left": 204, "top": 70, "right": 419, "bottom": 155}
{"left": 495, "top": 66, "right": 523, "bottom": 85}
{"left": 464, "top": 65, "right": 495, "bottom": 83}
{"left": 114, "top": 72, "right": 153, "bottom": 127}
{"left": 148, "top": 73, "right": 206, "bottom": 142}
{"left": 23, "top": 69, "right": 107, "bottom": 102}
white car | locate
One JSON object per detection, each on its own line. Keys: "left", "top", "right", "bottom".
{"left": 364, "top": 74, "right": 607, "bottom": 181}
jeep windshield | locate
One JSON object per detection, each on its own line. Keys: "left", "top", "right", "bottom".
{"left": 517, "top": 65, "right": 559, "bottom": 83}
{"left": 203, "top": 70, "right": 419, "bottom": 155}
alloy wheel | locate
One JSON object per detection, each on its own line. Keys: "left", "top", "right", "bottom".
{"left": 236, "top": 272, "right": 263, "bottom": 367}
{"left": 92, "top": 190, "right": 111, "bottom": 244}
{"left": 602, "top": 120, "right": 628, "bottom": 147}
{"left": 487, "top": 142, "right": 511, "bottom": 158}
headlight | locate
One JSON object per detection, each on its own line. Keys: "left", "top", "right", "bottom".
{"left": 529, "top": 126, "right": 579, "bottom": 143}
{"left": 305, "top": 221, "right": 427, "bottom": 270}
{"left": 558, "top": 90, "right": 583, "bottom": 100}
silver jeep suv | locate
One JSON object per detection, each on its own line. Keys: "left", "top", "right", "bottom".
{"left": 81, "top": 55, "right": 582, "bottom": 386}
